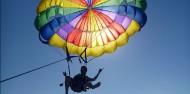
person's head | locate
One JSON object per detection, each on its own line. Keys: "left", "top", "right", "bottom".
{"left": 80, "top": 66, "right": 87, "bottom": 75}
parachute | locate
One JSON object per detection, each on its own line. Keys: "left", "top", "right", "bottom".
{"left": 35, "top": 0, "right": 147, "bottom": 58}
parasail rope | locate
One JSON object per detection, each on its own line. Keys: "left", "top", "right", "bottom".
{"left": 0, "top": 58, "right": 67, "bottom": 83}
{"left": 67, "top": 61, "right": 71, "bottom": 76}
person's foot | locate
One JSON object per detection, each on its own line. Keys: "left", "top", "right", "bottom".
{"left": 94, "top": 82, "right": 101, "bottom": 89}
{"left": 62, "top": 71, "right": 67, "bottom": 77}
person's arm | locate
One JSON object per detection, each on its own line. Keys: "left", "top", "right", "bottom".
{"left": 88, "top": 69, "right": 103, "bottom": 81}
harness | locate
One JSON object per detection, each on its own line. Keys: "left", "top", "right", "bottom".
{"left": 70, "top": 74, "right": 89, "bottom": 92}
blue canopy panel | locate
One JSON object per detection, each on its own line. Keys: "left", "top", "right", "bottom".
{"left": 57, "top": 16, "right": 69, "bottom": 27}
{"left": 126, "top": 6, "right": 147, "bottom": 27}
{"left": 118, "top": 5, "right": 128, "bottom": 16}
{"left": 40, "top": 24, "right": 55, "bottom": 41}
{"left": 94, "top": 6, "right": 119, "bottom": 14}
{"left": 64, "top": 9, "right": 87, "bottom": 24}
{"left": 120, "top": 0, "right": 128, "bottom": 6}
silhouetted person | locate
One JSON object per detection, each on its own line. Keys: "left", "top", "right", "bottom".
{"left": 63, "top": 66, "right": 103, "bottom": 94}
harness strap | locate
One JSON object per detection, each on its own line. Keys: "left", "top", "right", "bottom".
{"left": 79, "top": 47, "right": 88, "bottom": 64}
{"left": 67, "top": 62, "right": 71, "bottom": 76}
{"left": 65, "top": 45, "right": 78, "bottom": 76}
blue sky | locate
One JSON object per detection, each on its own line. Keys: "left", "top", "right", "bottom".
{"left": 1, "top": 0, "right": 190, "bottom": 94}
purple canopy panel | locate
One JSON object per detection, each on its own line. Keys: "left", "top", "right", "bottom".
{"left": 56, "top": 24, "right": 74, "bottom": 40}
{"left": 122, "top": 16, "right": 132, "bottom": 29}
{"left": 115, "top": 15, "right": 126, "bottom": 24}
{"left": 62, "top": 24, "right": 74, "bottom": 33}
{"left": 97, "top": 10, "right": 118, "bottom": 21}
{"left": 56, "top": 28, "right": 68, "bottom": 40}
{"left": 69, "top": 12, "right": 85, "bottom": 28}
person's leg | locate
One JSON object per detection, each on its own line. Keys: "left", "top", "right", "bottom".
{"left": 86, "top": 82, "right": 101, "bottom": 89}
{"left": 64, "top": 72, "right": 72, "bottom": 94}
{"left": 65, "top": 81, "right": 69, "bottom": 94}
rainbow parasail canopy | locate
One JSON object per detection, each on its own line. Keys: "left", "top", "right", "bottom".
{"left": 35, "top": 0, "right": 147, "bottom": 57}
